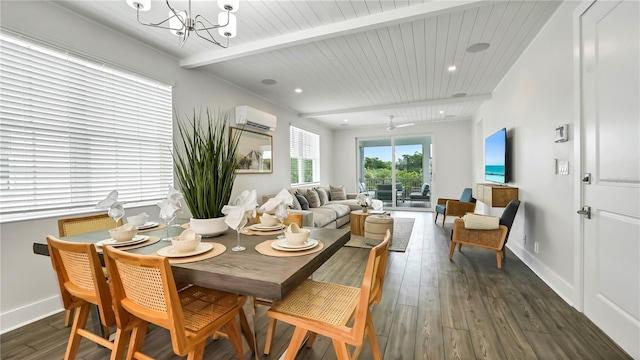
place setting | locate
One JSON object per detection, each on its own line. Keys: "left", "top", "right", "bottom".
{"left": 242, "top": 213, "right": 286, "bottom": 235}
{"left": 155, "top": 228, "right": 226, "bottom": 264}
{"left": 255, "top": 223, "right": 323, "bottom": 257}
{"left": 126, "top": 212, "right": 164, "bottom": 232}
{"left": 95, "top": 223, "right": 160, "bottom": 251}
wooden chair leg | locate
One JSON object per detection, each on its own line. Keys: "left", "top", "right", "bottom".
{"left": 284, "top": 327, "right": 308, "bottom": 360}
{"left": 366, "top": 313, "right": 382, "bottom": 360}
{"left": 305, "top": 332, "right": 318, "bottom": 348}
{"left": 65, "top": 303, "right": 91, "bottom": 360}
{"left": 224, "top": 318, "right": 244, "bottom": 359}
{"left": 441, "top": 214, "right": 446, "bottom": 226}
{"left": 496, "top": 251, "right": 502, "bottom": 269}
{"left": 186, "top": 341, "right": 206, "bottom": 360}
{"left": 126, "top": 321, "right": 148, "bottom": 360}
{"left": 434, "top": 213, "right": 439, "bottom": 223}
{"left": 64, "top": 309, "right": 74, "bottom": 327}
{"left": 332, "top": 339, "right": 352, "bottom": 360}
{"left": 448, "top": 241, "right": 456, "bottom": 260}
{"left": 109, "top": 328, "right": 131, "bottom": 360}
{"left": 264, "top": 318, "right": 277, "bottom": 355}
{"left": 457, "top": 243, "right": 463, "bottom": 251}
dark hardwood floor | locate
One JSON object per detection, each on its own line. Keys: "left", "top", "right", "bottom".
{"left": 1, "top": 211, "right": 631, "bottom": 359}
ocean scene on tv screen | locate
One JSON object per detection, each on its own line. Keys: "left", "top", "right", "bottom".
{"left": 485, "top": 130, "right": 506, "bottom": 183}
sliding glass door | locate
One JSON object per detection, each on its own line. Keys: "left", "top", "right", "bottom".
{"left": 358, "top": 135, "right": 432, "bottom": 210}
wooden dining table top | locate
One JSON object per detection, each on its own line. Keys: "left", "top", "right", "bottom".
{"left": 32, "top": 222, "right": 351, "bottom": 301}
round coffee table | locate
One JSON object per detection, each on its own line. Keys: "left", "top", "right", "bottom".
{"left": 350, "top": 210, "right": 371, "bottom": 236}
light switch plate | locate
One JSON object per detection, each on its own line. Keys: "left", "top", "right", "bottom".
{"left": 558, "top": 160, "right": 569, "bottom": 175}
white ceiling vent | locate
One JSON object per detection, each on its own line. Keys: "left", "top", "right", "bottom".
{"left": 235, "top": 105, "right": 277, "bottom": 132}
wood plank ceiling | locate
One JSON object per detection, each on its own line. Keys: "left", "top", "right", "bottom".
{"left": 53, "top": 0, "right": 562, "bottom": 129}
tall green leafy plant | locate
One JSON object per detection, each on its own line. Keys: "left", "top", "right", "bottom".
{"left": 173, "top": 109, "right": 242, "bottom": 219}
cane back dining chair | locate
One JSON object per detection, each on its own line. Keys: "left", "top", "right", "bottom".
{"left": 103, "top": 246, "right": 246, "bottom": 360}
{"left": 264, "top": 229, "right": 391, "bottom": 359}
{"left": 57, "top": 213, "right": 122, "bottom": 327}
{"left": 46, "top": 236, "right": 129, "bottom": 360}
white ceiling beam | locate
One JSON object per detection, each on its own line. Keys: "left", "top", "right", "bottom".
{"left": 180, "top": 0, "right": 487, "bottom": 68}
{"left": 299, "top": 94, "right": 492, "bottom": 118}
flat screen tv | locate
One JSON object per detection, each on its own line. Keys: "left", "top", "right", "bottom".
{"left": 485, "top": 128, "right": 508, "bottom": 183}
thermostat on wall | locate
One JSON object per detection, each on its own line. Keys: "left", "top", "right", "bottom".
{"left": 555, "top": 124, "right": 568, "bottom": 142}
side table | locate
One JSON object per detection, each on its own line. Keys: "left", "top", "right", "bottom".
{"left": 349, "top": 210, "right": 371, "bottom": 236}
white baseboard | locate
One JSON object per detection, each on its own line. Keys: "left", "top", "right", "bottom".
{"left": 507, "top": 242, "right": 578, "bottom": 308}
{"left": 1, "top": 295, "right": 63, "bottom": 334}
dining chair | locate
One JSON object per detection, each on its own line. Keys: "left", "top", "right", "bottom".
{"left": 46, "top": 236, "right": 129, "bottom": 360}
{"left": 103, "top": 246, "right": 246, "bottom": 360}
{"left": 58, "top": 213, "right": 122, "bottom": 327}
{"left": 264, "top": 229, "right": 391, "bottom": 359}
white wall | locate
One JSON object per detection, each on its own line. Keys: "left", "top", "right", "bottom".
{"left": 472, "top": 1, "right": 580, "bottom": 305}
{"left": 0, "top": 1, "right": 333, "bottom": 333}
{"left": 332, "top": 120, "right": 473, "bottom": 199}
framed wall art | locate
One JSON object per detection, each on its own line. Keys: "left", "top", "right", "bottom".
{"left": 230, "top": 127, "right": 273, "bottom": 174}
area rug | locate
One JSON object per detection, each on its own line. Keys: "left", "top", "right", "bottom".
{"left": 345, "top": 217, "right": 415, "bottom": 252}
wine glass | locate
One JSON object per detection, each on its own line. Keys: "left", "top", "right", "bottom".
{"left": 275, "top": 206, "right": 288, "bottom": 242}
{"left": 107, "top": 203, "right": 125, "bottom": 228}
{"left": 232, "top": 216, "right": 248, "bottom": 252}
{"left": 159, "top": 211, "right": 176, "bottom": 242}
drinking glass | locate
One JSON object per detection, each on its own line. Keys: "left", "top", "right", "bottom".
{"left": 275, "top": 208, "right": 288, "bottom": 242}
{"left": 159, "top": 212, "right": 176, "bottom": 241}
{"left": 108, "top": 203, "right": 125, "bottom": 228}
{"left": 232, "top": 217, "right": 248, "bottom": 252}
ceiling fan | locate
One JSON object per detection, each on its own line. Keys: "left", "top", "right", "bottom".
{"left": 386, "top": 116, "right": 414, "bottom": 131}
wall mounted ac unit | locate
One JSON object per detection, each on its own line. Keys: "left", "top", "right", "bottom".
{"left": 235, "top": 105, "right": 277, "bottom": 132}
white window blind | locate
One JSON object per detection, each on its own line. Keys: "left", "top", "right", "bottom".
{"left": 0, "top": 33, "right": 173, "bottom": 221}
{"left": 289, "top": 125, "right": 320, "bottom": 185}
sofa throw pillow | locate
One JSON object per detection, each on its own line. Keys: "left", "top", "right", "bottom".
{"left": 295, "top": 194, "right": 309, "bottom": 210}
{"left": 330, "top": 185, "right": 347, "bottom": 200}
{"left": 315, "top": 187, "right": 329, "bottom": 205}
{"left": 289, "top": 193, "right": 302, "bottom": 210}
{"left": 304, "top": 189, "right": 321, "bottom": 208}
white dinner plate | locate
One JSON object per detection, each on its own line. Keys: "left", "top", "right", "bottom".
{"left": 277, "top": 238, "right": 318, "bottom": 249}
{"left": 157, "top": 242, "right": 213, "bottom": 258}
{"left": 137, "top": 221, "right": 159, "bottom": 230}
{"left": 271, "top": 239, "right": 318, "bottom": 252}
{"left": 96, "top": 235, "right": 149, "bottom": 247}
{"left": 249, "top": 223, "right": 285, "bottom": 231}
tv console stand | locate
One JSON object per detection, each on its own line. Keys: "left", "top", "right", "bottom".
{"left": 473, "top": 183, "right": 519, "bottom": 207}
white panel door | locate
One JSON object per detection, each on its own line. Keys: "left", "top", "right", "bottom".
{"left": 581, "top": 1, "right": 640, "bottom": 358}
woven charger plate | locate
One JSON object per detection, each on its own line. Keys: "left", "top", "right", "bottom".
{"left": 137, "top": 222, "right": 166, "bottom": 233}
{"left": 240, "top": 227, "right": 285, "bottom": 236}
{"left": 255, "top": 239, "right": 324, "bottom": 257}
{"left": 97, "top": 236, "right": 161, "bottom": 252}
{"left": 156, "top": 242, "right": 226, "bottom": 264}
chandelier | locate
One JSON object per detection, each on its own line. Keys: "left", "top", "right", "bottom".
{"left": 125, "top": 0, "right": 238, "bottom": 48}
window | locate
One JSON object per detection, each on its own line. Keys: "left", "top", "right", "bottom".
{"left": 0, "top": 33, "right": 173, "bottom": 221}
{"left": 289, "top": 126, "right": 320, "bottom": 185}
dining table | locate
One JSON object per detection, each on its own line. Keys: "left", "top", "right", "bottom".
{"left": 32, "top": 221, "right": 351, "bottom": 357}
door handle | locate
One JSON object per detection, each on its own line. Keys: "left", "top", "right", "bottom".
{"left": 577, "top": 205, "right": 591, "bottom": 219}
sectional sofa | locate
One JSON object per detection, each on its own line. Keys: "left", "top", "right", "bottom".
{"left": 261, "top": 185, "right": 361, "bottom": 228}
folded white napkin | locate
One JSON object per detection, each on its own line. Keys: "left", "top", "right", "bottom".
{"left": 222, "top": 190, "right": 257, "bottom": 230}
{"left": 96, "top": 190, "right": 119, "bottom": 209}
{"left": 128, "top": 212, "right": 148, "bottom": 223}
{"left": 157, "top": 199, "right": 180, "bottom": 219}
{"left": 166, "top": 185, "right": 184, "bottom": 204}
{"left": 371, "top": 199, "right": 383, "bottom": 210}
{"left": 287, "top": 223, "right": 301, "bottom": 233}
{"left": 463, "top": 214, "right": 500, "bottom": 230}
{"left": 259, "top": 189, "right": 294, "bottom": 212}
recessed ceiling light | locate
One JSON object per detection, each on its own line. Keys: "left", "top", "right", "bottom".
{"left": 294, "top": 88, "right": 302, "bottom": 93}
{"left": 261, "top": 79, "right": 277, "bottom": 85}
{"left": 344, "top": 119, "right": 349, "bottom": 122}
{"left": 466, "top": 42, "right": 490, "bottom": 53}
{"left": 452, "top": 92, "right": 467, "bottom": 98}
{"left": 439, "top": 110, "right": 444, "bottom": 114}
{"left": 448, "top": 65, "right": 457, "bottom": 72}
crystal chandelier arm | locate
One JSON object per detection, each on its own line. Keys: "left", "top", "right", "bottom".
{"left": 193, "top": 20, "right": 229, "bottom": 48}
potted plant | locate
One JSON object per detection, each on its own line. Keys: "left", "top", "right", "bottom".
{"left": 173, "top": 108, "right": 242, "bottom": 236}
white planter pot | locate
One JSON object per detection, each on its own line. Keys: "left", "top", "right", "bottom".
{"left": 190, "top": 217, "right": 228, "bottom": 237}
